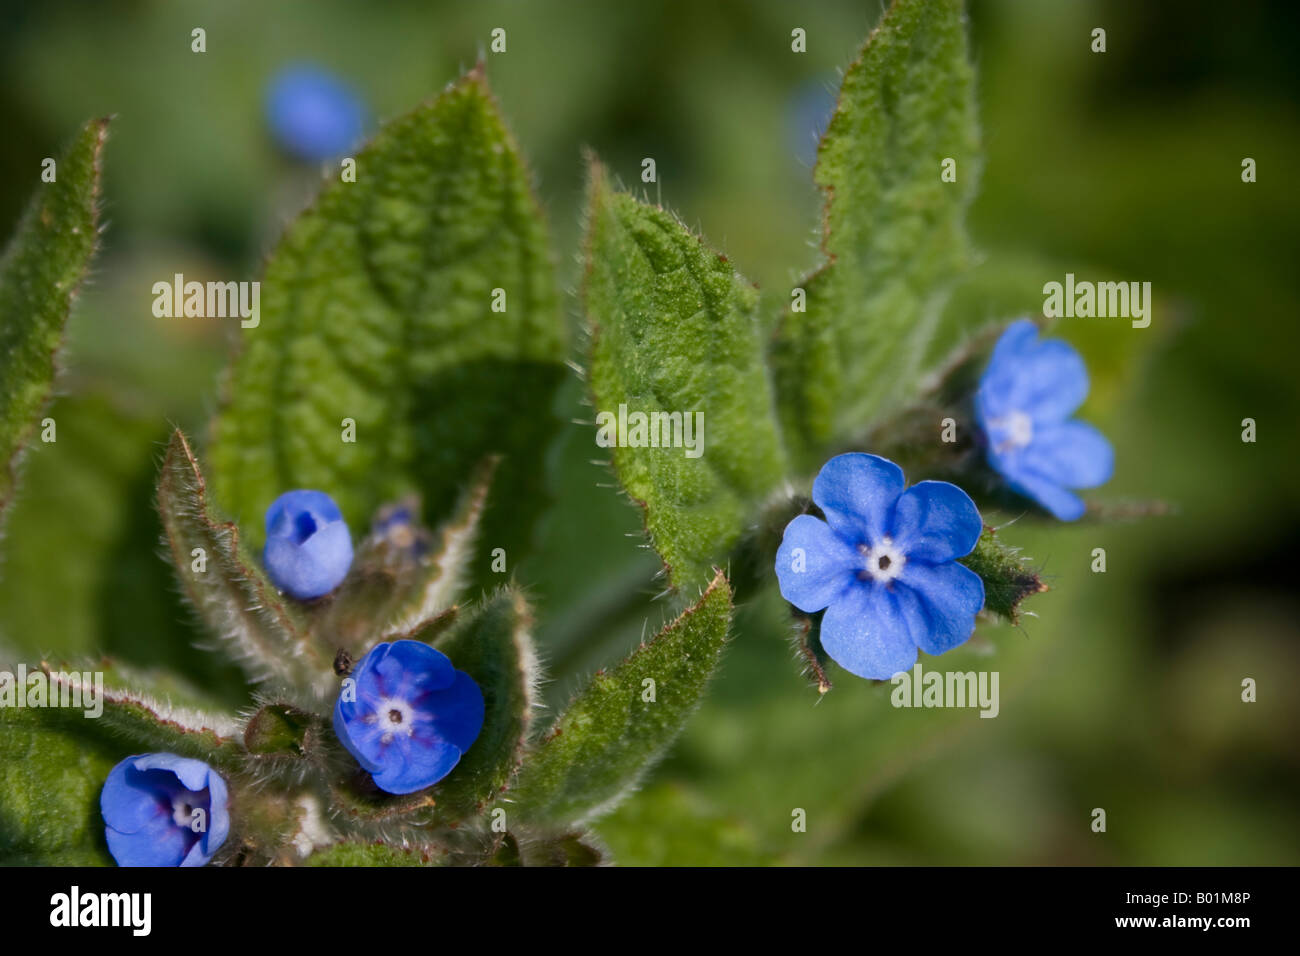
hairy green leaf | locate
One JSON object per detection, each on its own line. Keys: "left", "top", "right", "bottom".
{"left": 0, "top": 118, "right": 107, "bottom": 523}
{"left": 431, "top": 585, "right": 537, "bottom": 820}
{"left": 510, "top": 570, "right": 732, "bottom": 826}
{"left": 158, "top": 429, "right": 328, "bottom": 694}
{"left": 0, "top": 713, "right": 116, "bottom": 865}
{"left": 209, "top": 68, "right": 566, "bottom": 578}
{"left": 304, "top": 840, "right": 449, "bottom": 867}
{"left": 772, "top": 0, "right": 979, "bottom": 465}
{"left": 584, "top": 161, "right": 786, "bottom": 593}
{"left": 517, "top": 831, "right": 606, "bottom": 866}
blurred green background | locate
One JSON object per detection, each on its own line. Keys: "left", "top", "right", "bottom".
{"left": 1, "top": 0, "right": 1297, "bottom": 864}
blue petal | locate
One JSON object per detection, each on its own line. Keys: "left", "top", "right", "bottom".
{"left": 130, "top": 753, "right": 214, "bottom": 793}
{"left": 775, "top": 514, "right": 858, "bottom": 612}
{"left": 199, "top": 768, "right": 230, "bottom": 861}
{"left": 425, "top": 671, "right": 485, "bottom": 753}
{"left": 1005, "top": 469, "right": 1088, "bottom": 521}
{"left": 379, "top": 640, "right": 457, "bottom": 693}
{"left": 896, "top": 562, "right": 985, "bottom": 655}
{"left": 332, "top": 698, "right": 385, "bottom": 773}
{"left": 100, "top": 760, "right": 171, "bottom": 835}
{"left": 371, "top": 734, "right": 463, "bottom": 795}
{"left": 106, "top": 815, "right": 191, "bottom": 867}
{"left": 979, "top": 320, "right": 1089, "bottom": 423}
{"left": 811, "top": 453, "right": 905, "bottom": 545}
{"left": 265, "top": 489, "right": 344, "bottom": 535}
{"left": 1021, "top": 420, "right": 1114, "bottom": 490}
{"left": 818, "top": 582, "right": 918, "bottom": 680}
{"left": 890, "top": 480, "right": 983, "bottom": 564}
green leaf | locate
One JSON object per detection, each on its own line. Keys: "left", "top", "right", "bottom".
{"left": 959, "top": 526, "right": 1047, "bottom": 622}
{"left": 304, "top": 840, "right": 449, "bottom": 867}
{"left": 595, "top": 781, "right": 772, "bottom": 866}
{"left": 771, "top": 0, "right": 979, "bottom": 465}
{"left": 431, "top": 585, "right": 537, "bottom": 820}
{"left": 0, "top": 712, "right": 116, "bottom": 865}
{"left": 583, "top": 160, "right": 786, "bottom": 593}
{"left": 517, "top": 831, "right": 606, "bottom": 867}
{"left": 0, "top": 118, "right": 107, "bottom": 524}
{"left": 208, "top": 68, "right": 566, "bottom": 581}
{"left": 157, "top": 429, "right": 328, "bottom": 694}
{"left": 510, "top": 570, "right": 732, "bottom": 826}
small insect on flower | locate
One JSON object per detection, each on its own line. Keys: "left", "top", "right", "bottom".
{"left": 265, "top": 64, "right": 366, "bottom": 162}
{"left": 263, "top": 490, "right": 354, "bottom": 600}
{"left": 100, "top": 753, "right": 230, "bottom": 867}
{"left": 975, "top": 319, "right": 1114, "bottom": 521}
{"left": 333, "top": 640, "right": 485, "bottom": 795}
{"left": 775, "top": 454, "right": 985, "bottom": 681}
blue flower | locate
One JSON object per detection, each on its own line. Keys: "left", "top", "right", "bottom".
{"left": 263, "top": 490, "right": 354, "bottom": 600}
{"left": 265, "top": 65, "right": 366, "bottom": 161}
{"left": 333, "top": 640, "right": 484, "bottom": 795}
{"left": 975, "top": 319, "right": 1114, "bottom": 521}
{"left": 100, "top": 753, "right": 230, "bottom": 867}
{"left": 371, "top": 500, "right": 431, "bottom": 560}
{"left": 775, "top": 454, "right": 985, "bottom": 680}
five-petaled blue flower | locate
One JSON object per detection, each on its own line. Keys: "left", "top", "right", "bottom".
{"left": 263, "top": 489, "right": 354, "bottom": 600}
{"left": 100, "top": 753, "right": 230, "bottom": 867}
{"left": 975, "top": 319, "right": 1114, "bottom": 521}
{"left": 333, "top": 640, "right": 484, "bottom": 795}
{"left": 265, "top": 64, "right": 366, "bottom": 161}
{"left": 775, "top": 454, "right": 985, "bottom": 680}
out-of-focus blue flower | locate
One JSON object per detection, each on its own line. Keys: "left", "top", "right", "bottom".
{"left": 100, "top": 753, "right": 230, "bottom": 867}
{"left": 333, "top": 640, "right": 484, "bottom": 795}
{"left": 787, "top": 77, "right": 839, "bottom": 169}
{"left": 371, "top": 500, "right": 431, "bottom": 560}
{"left": 775, "top": 454, "right": 985, "bottom": 680}
{"left": 263, "top": 490, "right": 353, "bottom": 600}
{"left": 975, "top": 319, "right": 1114, "bottom": 521}
{"left": 265, "top": 65, "right": 365, "bottom": 161}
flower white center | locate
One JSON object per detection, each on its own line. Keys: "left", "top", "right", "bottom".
{"left": 171, "top": 791, "right": 204, "bottom": 828}
{"left": 374, "top": 697, "right": 416, "bottom": 743}
{"left": 859, "top": 536, "right": 906, "bottom": 583}
{"left": 993, "top": 410, "right": 1034, "bottom": 451}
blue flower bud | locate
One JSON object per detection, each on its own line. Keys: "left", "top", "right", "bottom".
{"left": 775, "top": 454, "right": 985, "bottom": 680}
{"left": 333, "top": 640, "right": 485, "bottom": 794}
{"left": 263, "top": 489, "right": 353, "bottom": 600}
{"left": 100, "top": 753, "right": 230, "bottom": 867}
{"left": 265, "top": 64, "right": 366, "bottom": 161}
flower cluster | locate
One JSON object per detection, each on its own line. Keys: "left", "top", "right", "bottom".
{"left": 775, "top": 321, "right": 1113, "bottom": 681}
